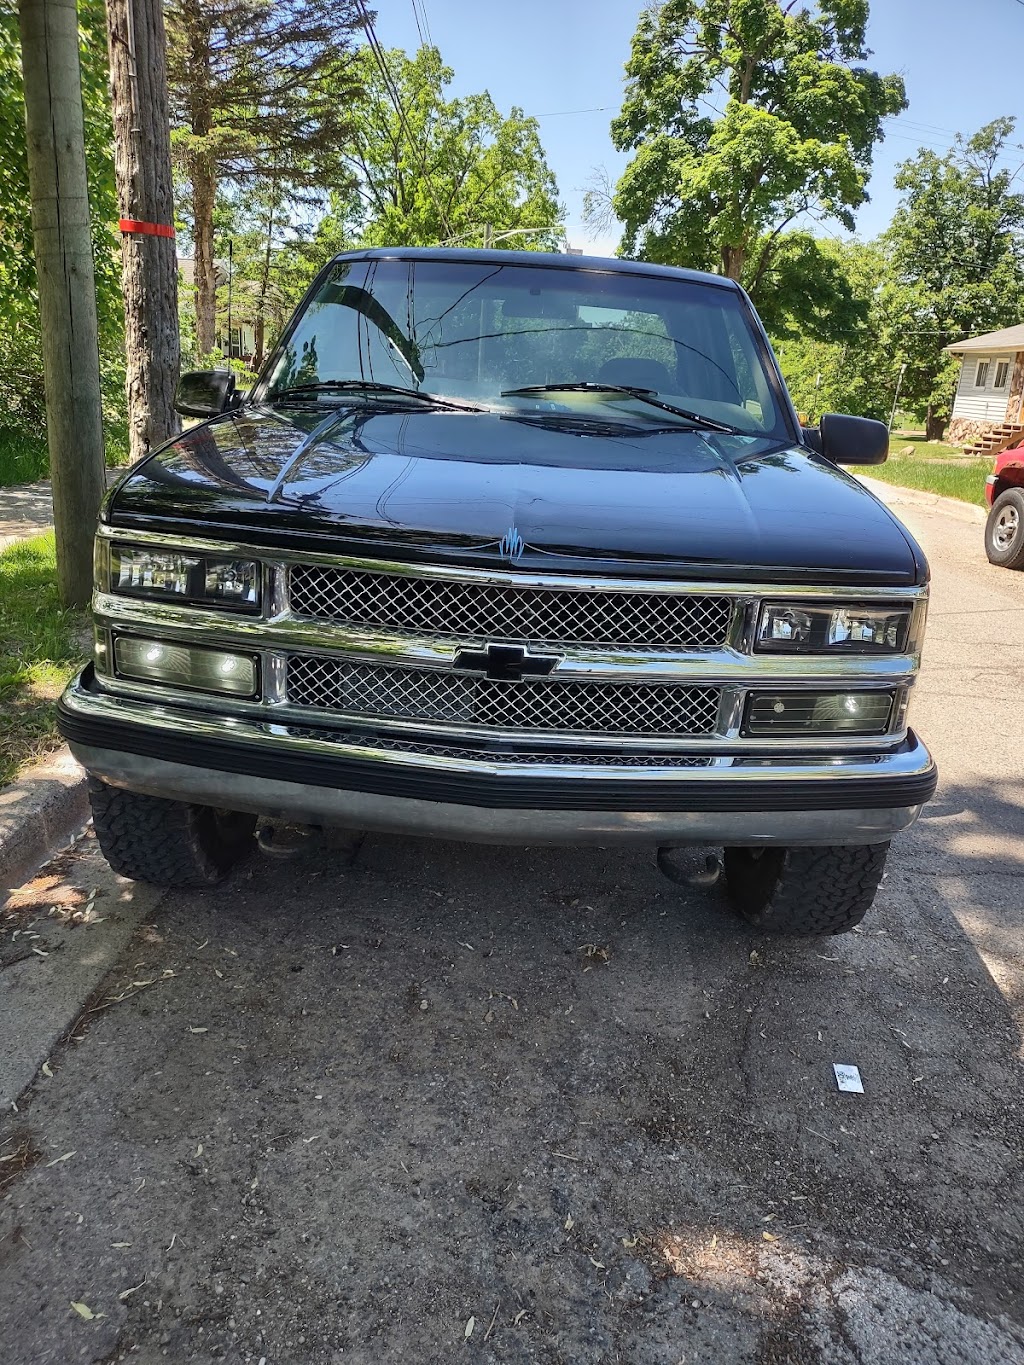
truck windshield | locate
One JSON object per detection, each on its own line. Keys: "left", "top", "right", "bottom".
{"left": 264, "top": 258, "right": 789, "bottom": 439}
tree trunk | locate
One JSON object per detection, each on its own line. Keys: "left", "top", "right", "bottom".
{"left": 17, "top": 0, "right": 106, "bottom": 608}
{"left": 192, "top": 161, "right": 217, "bottom": 358}
{"left": 105, "top": 0, "right": 181, "bottom": 466}
{"left": 924, "top": 405, "right": 946, "bottom": 442}
{"left": 721, "top": 243, "right": 745, "bottom": 281}
{"left": 251, "top": 200, "right": 275, "bottom": 373}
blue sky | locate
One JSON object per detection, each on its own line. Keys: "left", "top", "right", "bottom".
{"left": 375, "top": 0, "right": 1024, "bottom": 255}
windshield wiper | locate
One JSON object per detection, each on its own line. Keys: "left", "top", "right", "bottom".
{"left": 270, "top": 380, "right": 484, "bottom": 411}
{"left": 499, "top": 382, "right": 740, "bottom": 434}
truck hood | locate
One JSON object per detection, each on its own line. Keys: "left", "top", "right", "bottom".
{"left": 105, "top": 404, "right": 926, "bottom": 584}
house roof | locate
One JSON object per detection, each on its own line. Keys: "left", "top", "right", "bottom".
{"left": 945, "top": 324, "right": 1024, "bottom": 353}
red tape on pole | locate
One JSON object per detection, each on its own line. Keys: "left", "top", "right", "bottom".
{"left": 118, "top": 218, "right": 175, "bottom": 239}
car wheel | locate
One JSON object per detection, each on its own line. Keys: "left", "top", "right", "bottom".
{"left": 88, "top": 777, "right": 256, "bottom": 888}
{"left": 985, "top": 487, "right": 1024, "bottom": 569}
{"left": 722, "top": 843, "right": 889, "bottom": 936}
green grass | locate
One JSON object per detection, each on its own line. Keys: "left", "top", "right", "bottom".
{"left": 0, "top": 534, "right": 86, "bottom": 785}
{"left": 852, "top": 434, "right": 991, "bottom": 508}
{"left": 0, "top": 424, "right": 131, "bottom": 488}
{"left": 0, "top": 429, "right": 49, "bottom": 486}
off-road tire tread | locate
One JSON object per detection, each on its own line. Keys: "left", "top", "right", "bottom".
{"left": 985, "top": 488, "right": 1024, "bottom": 569}
{"left": 724, "top": 842, "right": 889, "bottom": 936}
{"left": 88, "top": 778, "right": 254, "bottom": 888}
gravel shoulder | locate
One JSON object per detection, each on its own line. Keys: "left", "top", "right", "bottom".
{"left": 0, "top": 500, "right": 1022, "bottom": 1365}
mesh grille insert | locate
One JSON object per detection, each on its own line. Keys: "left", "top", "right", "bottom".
{"left": 288, "top": 565, "right": 733, "bottom": 650}
{"left": 286, "top": 655, "right": 721, "bottom": 737}
{"left": 286, "top": 728, "right": 714, "bottom": 767}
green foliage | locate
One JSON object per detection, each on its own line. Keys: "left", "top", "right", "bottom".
{"left": 776, "top": 121, "right": 1024, "bottom": 436}
{"left": 775, "top": 240, "right": 893, "bottom": 421}
{"left": 0, "top": 0, "right": 125, "bottom": 449}
{"left": 313, "top": 46, "right": 563, "bottom": 258}
{"left": 879, "top": 119, "right": 1024, "bottom": 430}
{"left": 0, "top": 534, "right": 85, "bottom": 785}
{"left": 166, "top": 0, "right": 367, "bottom": 355}
{"left": 607, "top": 0, "right": 905, "bottom": 339}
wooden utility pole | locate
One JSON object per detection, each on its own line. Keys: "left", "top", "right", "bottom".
{"left": 17, "top": 0, "right": 107, "bottom": 609}
{"left": 104, "top": 0, "right": 180, "bottom": 466}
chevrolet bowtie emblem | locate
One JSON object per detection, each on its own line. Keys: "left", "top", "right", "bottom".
{"left": 452, "top": 643, "right": 560, "bottom": 682}
{"left": 499, "top": 525, "right": 525, "bottom": 563}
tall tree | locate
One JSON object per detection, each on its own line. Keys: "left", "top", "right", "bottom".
{"left": 320, "top": 45, "right": 562, "bottom": 253}
{"left": 605, "top": 0, "right": 905, "bottom": 337}
{"left": 165, "top": 0, "right": 365, "bottom": 358}
{"left": 16, "top": 0, "right": 106, "bottom": 606}
{"left": 881, "top": 119, "right": 1024, "bottom": 439}
{"left": 105, "top": 0, "right": 180, "bottom": 465}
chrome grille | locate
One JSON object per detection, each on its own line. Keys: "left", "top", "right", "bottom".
{"left": 286, "top": 729, "right": 714, "bottom": 767}
{"left": 288, "top": 565, "right": 733, "bottom": 649}
{"left": 286, "top": 656, "right": 721, "bottom": 736}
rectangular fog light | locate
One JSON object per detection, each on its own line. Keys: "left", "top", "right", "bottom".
{"left": 744, "top": 691, "right": 894, "bottom": 737}
{"left": 114, "top": 637, "right": 258, "bottom": 697}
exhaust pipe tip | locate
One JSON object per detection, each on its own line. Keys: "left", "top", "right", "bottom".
{"left": 656, "top": 847, "right": 723, "bottom": 889}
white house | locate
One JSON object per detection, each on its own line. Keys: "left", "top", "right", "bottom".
{"left": 945, "top": 324, "right": 1024, "bottom": 453}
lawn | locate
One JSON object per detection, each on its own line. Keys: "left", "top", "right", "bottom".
{"left": 0, "top": 534, "right": 86, "bottom": 786}
{"left": 0, "top": 426, "right": 130, "bottom": 488}
{"left": 852, "top": 434, "right": 991, "bottom": 508}
{"left": 0, "top": 429, "right": 49, "bottom": 486}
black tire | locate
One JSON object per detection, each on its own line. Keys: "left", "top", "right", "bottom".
{"left": 88, "top": 777, "right": 256, "bottom": 888}
{"left": 723, "top": 842, "right": 889, "bottom": 936}
{"left": 985, "top": 488, "right": 1024, "bottom": 569}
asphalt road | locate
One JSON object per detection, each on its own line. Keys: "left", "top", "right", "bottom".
{"left": 2, "top": 493, "right": 1023, "bottom": 1365}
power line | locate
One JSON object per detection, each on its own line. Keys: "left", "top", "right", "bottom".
{"left": 535, "top": 105, "right": 616, "bottom": 118}
{"left": 355, "top": 0, "right": 455, "bottom": 238}
{"left": 409, "top": 0, "right": 426, "bottom": 46}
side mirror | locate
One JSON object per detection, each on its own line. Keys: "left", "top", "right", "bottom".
{"left": 175, "top": 369, "right": 238, "bottom": 419}
{"left": 816, "top": 413, "right": 889, "bottom": 466}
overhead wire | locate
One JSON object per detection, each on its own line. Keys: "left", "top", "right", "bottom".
{"left": 355, "top": 0, "right": 456, "bottom": 239}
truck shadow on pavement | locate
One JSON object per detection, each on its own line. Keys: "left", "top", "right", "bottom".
{"left": 1, "top": 779, "right": 1023, "bottom": 1364}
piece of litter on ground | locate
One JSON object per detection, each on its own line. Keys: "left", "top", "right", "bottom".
{"left": 464, "top": 1315, "right": 475, "bottom": 1338}
{"left": 762, "top": 1231, "right": 778, "bottom": 1242}
{"left": 833, "top": 1063, "right": 864, "bottom": 1093}
{"left": 41, "top": 1061, "right": 53, "bottom": 1078}
{"left": 46, "top": 1151, "right": 76, "bottom": 1167}
{"left": 118, "top": 1277, "right": 147, "bottom": 1301}
{"left": 188, "top": 1027, "right": 208, "bottom": 1034}
{"left": 70, "top": 1302, "right": 98, "bottom": 1320}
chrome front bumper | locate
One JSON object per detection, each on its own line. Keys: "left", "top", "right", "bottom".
{"left": 58, "top": 671, "right": 938, "bottom": 848}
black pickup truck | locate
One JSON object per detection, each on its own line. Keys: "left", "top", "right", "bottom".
{"left": 58, "top": 248, "right": 937, "bottom": 934}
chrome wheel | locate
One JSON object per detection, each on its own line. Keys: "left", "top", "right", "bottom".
{"left": 993, "top": 503, "right": 1020, "bottom": 551}
{"left": 986, "top": 488, "right": 1024, "bottom": 568}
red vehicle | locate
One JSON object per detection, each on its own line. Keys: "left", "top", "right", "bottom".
{"left": 985, "top": 444, "right": 1024, "bottom": 568}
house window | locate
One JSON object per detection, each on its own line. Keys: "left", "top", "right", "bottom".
{"left": 975, "top": 358, "right": 991, "bottom": 387}
{"left": 995, "top": 360, "right": 1010, "bottom": 389}
{"left": 229, "top": 327, "right": 242, "bottom": 359}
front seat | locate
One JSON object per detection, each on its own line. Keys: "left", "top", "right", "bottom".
{"left": 598, "top": 357, "right": 674, "bottom": 392}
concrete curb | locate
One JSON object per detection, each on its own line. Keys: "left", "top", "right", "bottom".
{"left": 0, "top": 749, "right": 90, "bottom": 895}
{"left": 855, "top": 474, "right": 987, "bottom": 526}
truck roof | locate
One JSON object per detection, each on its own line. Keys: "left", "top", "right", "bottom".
{"left": 329, "top": 246, "right": 740, "bottom": 291}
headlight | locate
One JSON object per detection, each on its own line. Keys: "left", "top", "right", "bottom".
{"left": 114, "top": 636, "right": 258, "bottom": 697}
{"left": 744, "top": 690, "right": 895, "bottom": 737}
{"left": 756, "top": 602, "right": 912, "bottom": 654}
{"left": 112, "top": 546, "right": 260, "bottom": 610}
